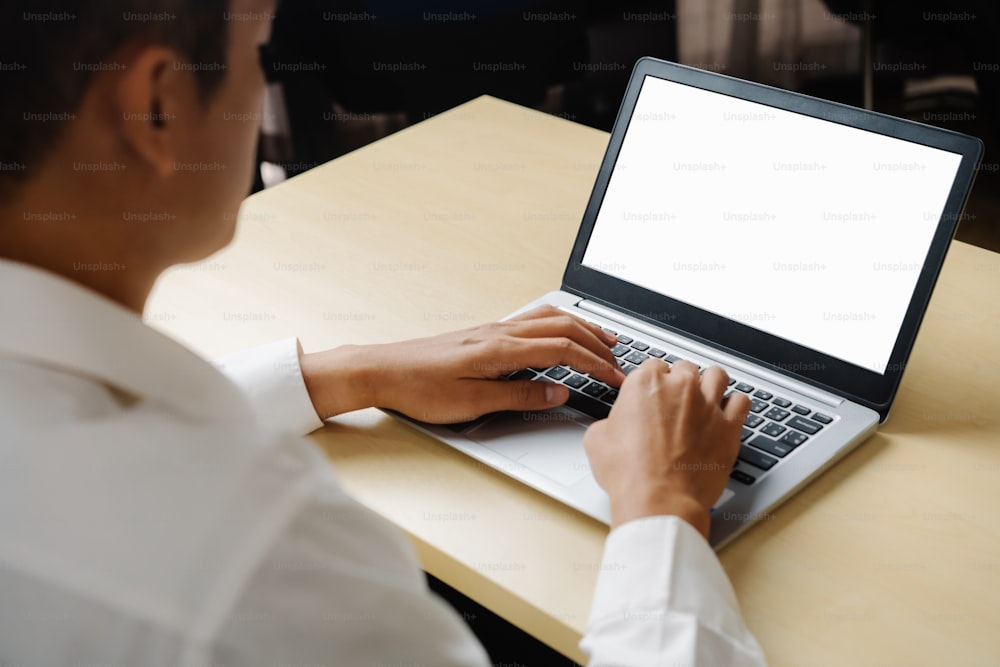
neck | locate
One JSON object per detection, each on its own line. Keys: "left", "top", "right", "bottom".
{"left": 0, "top": 202, "right": 164, "bottom": 315}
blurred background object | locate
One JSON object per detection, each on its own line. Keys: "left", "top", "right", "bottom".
{"left": 255, "top": 0, "right": 998, "bottom": 252}
{"left": 256, "top": 1, "right": 678, "bottom": 182}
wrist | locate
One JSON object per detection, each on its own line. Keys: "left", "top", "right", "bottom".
{"left": 300, "top": 344, "right": 377, "bottom": 419}
{"left": 610, "top": 489, "right": 711, "bottom": 539}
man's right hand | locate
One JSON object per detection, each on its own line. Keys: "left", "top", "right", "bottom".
{"left": 583, "top": 359, "right": 751, "bottom": 539}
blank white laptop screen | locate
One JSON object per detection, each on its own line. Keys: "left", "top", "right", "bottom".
{"left": 581, "top": 75, "right": 964, "bottom": 375}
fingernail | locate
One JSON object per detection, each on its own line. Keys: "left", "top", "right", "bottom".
{"left": 545, "top": 383, "right": 567, "bottom": 405}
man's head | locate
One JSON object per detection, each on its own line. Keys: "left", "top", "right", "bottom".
{"left": 0, "top": 0, "right": 276, "bottom": 310}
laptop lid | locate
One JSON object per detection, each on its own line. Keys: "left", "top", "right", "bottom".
{"left": 562, "top": 57, "right": 982, "bottom": 422}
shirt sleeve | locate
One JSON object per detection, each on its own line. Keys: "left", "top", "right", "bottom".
{"left": 580, "top": 515, "right": 768, "bottom": 666}
{"left": 214, "top": 337, "right": 325, "bottom": 437}
{"left": 211, "top": 467, "right": 492, "bottom": 667}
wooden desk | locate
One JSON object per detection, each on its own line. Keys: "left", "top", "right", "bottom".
{"left": 148, "top": 96, "right": 1000, "bottom": 665}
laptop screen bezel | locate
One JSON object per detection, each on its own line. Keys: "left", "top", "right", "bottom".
{"left": 561, "top": 57, "right": 983, "bottom": 421}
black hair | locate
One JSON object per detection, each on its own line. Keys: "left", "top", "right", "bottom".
{"left": 0, "top": 1, "right": 229, "bottom": 199}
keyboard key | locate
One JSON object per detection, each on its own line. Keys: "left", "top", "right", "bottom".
{"left": 753, "top": 390, "right": 773, "bottom": 401}
{"left": 730, "top": 469, "right": 756, "bottom": 485}
{"left": 739, "top": 445, "right": 778, "bottom": 471}
{"left": 764, "top": 407, "right": 790, "bottom": 422}
{"left": 602, "top": 327, "right": 617, "bottom": 335}
{"left": 582, "top": 382, "right": 608, "bottom": 398}
{"left": 773, "top": 397, "right": 792, "bottom": 408}
{"left": 564, "top": 389, "right": 610, "bottom": 419}
{"left": 508, "top": 369, "right": 536, "bottom": 381}
{"left": 735, "top": 382, "right": 754, "bottom": 393}
{"left": 564, "top": 374, "right": 589, "bottom": 389}
{"left": 740, "top": 427, "right": 753, "bottom": 442}
{"left": 791, "top": 404, "right": 811, "bottom": 416}
{"left": 812, "top": 413, "right": 833, "bottom": 424}
{"left": 647, "top": 348, "right": 666, "bottom": 358}
{"left": 744, "top": 414, "right": 764, "bottom": 428}
{"left": 602, "top": 389, "right": 619, "bottom": 405}
{"left": 750, "top": 398, "right": 768, "bottom": 413}
{"left": 622, "top": 364, "right": 640, "bottom": 375}
{"left": 630, "top": 341, "right": 650, "bottom": 351}
{"left": 616, "top": 334, "right": 633, "bottom": 345}
{"left": 624, "top": 351, "right": 648, "bottom": 365}
{"left": 749, "top": 435, "right": 795, "bottom": 458}
{"left": 728, "top": 377, "right": 736, "bottom": 386}
{"left": 544, "top": 366, "right": 570, "bottom": 380}
{"left": 787, "top": 416, "right": 823, "bottom": 435}
{"left": 761, "top": 422, "right": 787, "bottom": 437}
{"left": 610, "top": 343, "right": 630, "bottom": 357}
{"left": 665, "top": 354, "right": 681, "bottom": 364}
{"left": 781, "top": 431, "right": 808, "bottom": 447}
{"left": 617, "top": 358, "right": 626, "bottom": 367}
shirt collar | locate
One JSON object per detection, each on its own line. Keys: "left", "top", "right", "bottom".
{"left": 0, "top": 258, "right": 251, "bottom": 423}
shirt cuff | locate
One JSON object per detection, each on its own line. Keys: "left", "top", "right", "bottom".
{"left": 215, "top": 338, "right": 325, "bottom": 437}
{"left": 582, "top": 515, "right": 766, "bottom": 663}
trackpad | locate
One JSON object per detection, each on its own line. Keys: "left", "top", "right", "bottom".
{"left": 468, "top": 410, "right": 591, "bottom": 488}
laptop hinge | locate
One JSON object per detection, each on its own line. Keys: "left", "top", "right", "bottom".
{"left": 574, "top": 299, "right": 844, "bottom": 408}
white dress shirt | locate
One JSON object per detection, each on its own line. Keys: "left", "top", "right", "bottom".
{"left": 0, "top": 258, "right": 767, "bottom": 666}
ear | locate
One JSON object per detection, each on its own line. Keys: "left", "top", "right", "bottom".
{"left": 114, "top": 45, "right": 194, "bottom": 178}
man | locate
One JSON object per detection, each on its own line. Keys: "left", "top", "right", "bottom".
{"left": 0, "top": 1, "right": 767, "bottom": 665}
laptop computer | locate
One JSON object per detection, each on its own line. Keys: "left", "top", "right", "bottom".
{"left": 393, "top": 57, "right": 983, "bottom": 548}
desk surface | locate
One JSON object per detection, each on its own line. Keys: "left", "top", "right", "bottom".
{"left": 149, "top": 95, "right": 1000, "bottom": 665}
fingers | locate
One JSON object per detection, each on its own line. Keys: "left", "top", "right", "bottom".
{"left": 462, "top": 379, "right": 570, "bottom": 416}
{"left": 669, "top": 359, "right": 700, "bottom": 379}
{"left": 699, "top": 366, "right": 730, "bottom": 404}
{"left": 506, "top": 304, "right": 562, "bottom": 322}
{"left": 503, "top": 315, "right": 618, "bottom": 369}
{"left": 496, "top": 336, "right": 625, "bottom": 387}
{"left": 507, "top": 305, "right": 618, "bottom": 347}
{"left": 722, "top": 390, "right": 751, "bottom": 422}
{"left": 632, "top": 361, "right": 736, "bottom": 416}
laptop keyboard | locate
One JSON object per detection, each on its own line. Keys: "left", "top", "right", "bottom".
{"left": 506, "top": 323, "right": 836, "bottom": 487}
